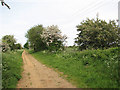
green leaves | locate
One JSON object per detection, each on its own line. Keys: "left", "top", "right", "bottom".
{"left": 2, "top": 51, "right": 23, "bottom": 88}
{"left": 26, "top": 25, "right": 67, "bottom": 52}
{"left": 26, "top": 25, "right": 47, "bottom": 52}
{"left": 24, "top": 42, "right": 29, "bottom": 49}
{"left": 2, "top": 35, "right": 16, "bottom": 51}
{"left": 75, "top": 18, "right": 118, "bottom": 50}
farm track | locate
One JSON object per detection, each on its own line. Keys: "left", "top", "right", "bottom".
{"left": 17, "top": 50, "right": 76, "bottom": 88}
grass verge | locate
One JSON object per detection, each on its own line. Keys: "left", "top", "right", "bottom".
{"left": 2, "top": 50, "right": 23, "bottom": 88}
{"left": 29, "top": 47, "right": 119, "bottom": 88}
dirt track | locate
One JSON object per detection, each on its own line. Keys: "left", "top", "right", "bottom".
{"left": 17, "top": 51, "right": 76, "bottom": 88}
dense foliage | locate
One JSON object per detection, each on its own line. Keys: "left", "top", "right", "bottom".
{"left": 26, "top": 25, "right": 67, "bottom": 52}
{"left": 2, "top": 35, "right": 16, "bottom": 51}
{"left": 26, "top": 25, "right": 46, "bottom": 52}
{"left": 2, "top": 50, "right": 23, "bottom": 88}
{"left": 2, "top": 35, "right": 22, "bottom": 52}
{"left": 41, "top": 25, "right": 67, "bottom": 51}
{"left": 75, "top": 18, "right": 119, "bottom": 50}
{"left": 30, "top": 47, "right": 119, "bottom": 88}
{"left": 24, "top": 42, "right": 29, "bottom": 49}
{"left": 15, "top": 43, "right": 22, "bottom": 49}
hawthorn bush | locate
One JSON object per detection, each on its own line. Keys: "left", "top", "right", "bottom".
{"left": 75, "top": 18, "right": 119, "bottom": 50}
{"left": 26, "top": 25, "right": 67, "bottom": 52}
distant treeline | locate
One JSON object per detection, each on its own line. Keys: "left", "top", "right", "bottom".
{"left": 1, "top": 17, "right": 119, "bottom": 52}
{"left": 25, "top": 17, "right": 118, "bottom": 52}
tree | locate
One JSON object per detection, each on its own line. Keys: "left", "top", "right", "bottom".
{"left": 15, "top": 43, "right": 22, "bottom": 49}
{"left": 2, "top": 35, "right": 16, "bottom": 51}
{"left": 24, "top": 42, "right": 29, "bottom": 49}
{"left": 26, "top": 25, "right": 47, "bottom": 52}
{"left": 75, "top": 18, "right": 119, "bottom": 50}
{"left": 26, "top": 25, "right": 67, "bottom": 52}
{"left": 41, "top": 25, "right": 67, "bottom": 51}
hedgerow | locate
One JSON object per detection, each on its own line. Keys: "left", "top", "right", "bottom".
{"left": 2, "top": 50, "right": 23, "bottom": 88}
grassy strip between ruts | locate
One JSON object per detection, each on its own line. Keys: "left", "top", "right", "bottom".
{"left": 29, "top": 47, "right": 119, "bottom": 88}
{"left": 2, "top": 50, "right": 23, "bottom": 88}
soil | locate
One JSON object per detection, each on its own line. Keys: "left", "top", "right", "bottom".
{"left": 17, "top": 51, "right": 76, "bottom": 88}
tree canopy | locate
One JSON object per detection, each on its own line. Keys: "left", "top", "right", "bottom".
{"left": 24, "top": 42, "right": 29, "bottom": 49}
{"left": 75, "top": 18, "right": 119, "bottom": 50}
{"left": 26, "top": 25, "right": 67, "bottom": 52}
{"left": 15, "top": 43, "right": 22, "bottom": 49}
{"left": 41, "top": 25, "right": 67, "bottom": 51}
{"left": 2, "top": 35, "right": 16, "bottom": 51}
{"left": 26, "top": 25, "right": 47, "bottom": 52}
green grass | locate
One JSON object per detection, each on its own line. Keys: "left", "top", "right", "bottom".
{"left": 2, "top": 50, "right": 23, "bottom": 88}
{"left": 29, "top": 47, "right": 119, "bottom": 88}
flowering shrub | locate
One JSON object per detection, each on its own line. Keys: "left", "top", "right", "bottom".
{"left": 41, "top": 25, "right": 67, "bottom": 51}
{"left": 2, "top": 35, "right": 16, "bottom": 51}
{"left": 75, "top": 18, "right": 119, "bottom": 50}
{"left": 26, "top": 25, "right": 67, "bottom": 52}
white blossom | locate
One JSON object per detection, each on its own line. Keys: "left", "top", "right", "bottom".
{"left": 41, "top": 25, "right": 67, "bottom": 47}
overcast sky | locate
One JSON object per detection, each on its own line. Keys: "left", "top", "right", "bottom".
{"left": 0, "top": 0, "right": 119, "bottom": 46}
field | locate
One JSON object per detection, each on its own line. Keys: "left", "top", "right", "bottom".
{"left": 2, "top": 50, "right": 23, "bottom": 88}
{"left": 29, "top": 47, "right": 119, "bottom": 88}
